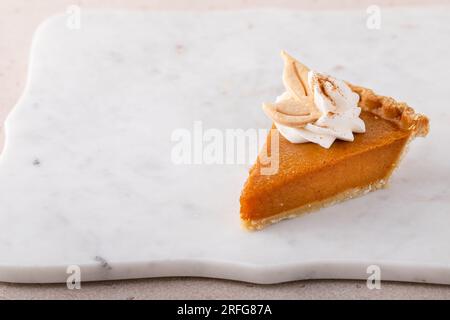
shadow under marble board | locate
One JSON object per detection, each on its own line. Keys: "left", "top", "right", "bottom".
{"left": 0, "top": 9, "right": 449, "bottom": 284}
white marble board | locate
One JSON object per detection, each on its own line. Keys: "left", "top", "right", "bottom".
{"left": 0, "top": 9, "right": 449, "bottom": 284}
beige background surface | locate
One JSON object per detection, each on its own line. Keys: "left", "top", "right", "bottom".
{"left": 1, "top": 0, "right": 449, "bottom": 299}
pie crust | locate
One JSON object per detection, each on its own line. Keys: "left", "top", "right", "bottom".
{"left": 349, "top": 84, "right": 429, "bottom": 138}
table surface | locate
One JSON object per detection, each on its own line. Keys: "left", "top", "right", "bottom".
{"left": 1, "top": 0, "right": 450, "bottom": 300}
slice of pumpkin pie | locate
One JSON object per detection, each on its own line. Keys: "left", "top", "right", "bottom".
{"left": 240, "top": 51, "right": 429, "bottom": 230}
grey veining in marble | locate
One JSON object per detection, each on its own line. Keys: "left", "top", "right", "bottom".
{"left": 0, "top": 9, "right": 449, "bottom": 284}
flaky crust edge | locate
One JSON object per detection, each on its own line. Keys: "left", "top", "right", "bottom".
{"left": 349, "top": 84, "right": 429, "bottom": 138}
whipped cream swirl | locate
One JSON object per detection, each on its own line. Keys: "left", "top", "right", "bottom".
{"left": 274, "top": 71, "right": 365, "bottom": 149}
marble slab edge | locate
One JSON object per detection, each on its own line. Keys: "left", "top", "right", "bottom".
{"left": 0, "top": 260, "right": 449, "bottom": 284}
